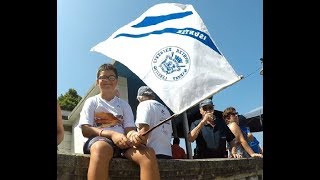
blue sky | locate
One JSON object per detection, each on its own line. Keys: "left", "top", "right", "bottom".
{"left": 57, "top": 0, "right": 263, "bottom": 150}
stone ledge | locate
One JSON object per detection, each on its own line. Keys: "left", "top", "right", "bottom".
{"left": 57, "top": 152, "right": 263, "bottom": 180}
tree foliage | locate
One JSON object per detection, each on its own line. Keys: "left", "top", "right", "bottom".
{"left": 58, "top": 88, "right": 82, "bottom": 111}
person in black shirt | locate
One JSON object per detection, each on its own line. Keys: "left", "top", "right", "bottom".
{"left": 188, "top": 99, "right": 240, "bottom": 158}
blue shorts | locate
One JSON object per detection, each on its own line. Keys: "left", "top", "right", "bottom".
{"left": 83, "top": 136, "right": 127, "bottom": 158}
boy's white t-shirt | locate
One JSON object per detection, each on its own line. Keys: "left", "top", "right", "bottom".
{"left": 135, "top": 99, "right": 173, "bottom": 156}
{"left": 78, "top": 94, "right": 135, "bottom": 143}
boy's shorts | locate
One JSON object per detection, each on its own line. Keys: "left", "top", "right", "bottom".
{"left": 83, "top": 136, "right": 127, "bottom": 158}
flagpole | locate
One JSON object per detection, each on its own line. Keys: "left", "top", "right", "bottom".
{"left": 141, "top": 114, "right": 179, "bottom": 136}
{"left": 182, "top": 111, "right": 193, "bottom": 159}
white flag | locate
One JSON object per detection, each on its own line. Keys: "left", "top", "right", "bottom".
{"left": 91, "top": 3, "right": 242, "bottom": 115}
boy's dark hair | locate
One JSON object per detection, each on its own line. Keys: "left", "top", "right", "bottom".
{"left": 173, "top": 137, "right": 180, "bottom": 145}
{"left": 96, "top": 63, "right": 118, "bottom": 79}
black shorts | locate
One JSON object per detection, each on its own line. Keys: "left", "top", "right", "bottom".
{"left": 156, "top": 154, "right": 172, "bottom": 159}
{"left": 83, "top": 136, "right": 127, "bottom": 158}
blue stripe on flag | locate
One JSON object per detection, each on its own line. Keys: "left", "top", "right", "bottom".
{"left": 114, "top": 27, "right": 221, "bottom": 55}
{"left": 132, "top": 11, "right": 193, "bottom": 28}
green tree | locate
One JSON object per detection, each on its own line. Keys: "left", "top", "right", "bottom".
{"left": 58, "top": 88, "right": 82, "bottom": 111}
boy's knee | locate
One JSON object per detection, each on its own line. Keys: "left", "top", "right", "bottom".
{"left": 91, "top": 142, "right": 114, "bottom": 159}
{"left": 143, "top": 146, "right": 157, "bottom": 159}
{"left": 147, "top": 147, "right": 156, "bottom": 155}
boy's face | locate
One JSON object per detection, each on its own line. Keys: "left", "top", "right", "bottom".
{"left": 227, "top": 111, "right": 239, "bottom": 124}
{"left": 96, "top": 70, "right": 118, "bottom": 91}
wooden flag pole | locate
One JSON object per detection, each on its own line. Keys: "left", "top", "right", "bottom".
{"left": 141, "top": 114, "right": 179, "bottom": 136}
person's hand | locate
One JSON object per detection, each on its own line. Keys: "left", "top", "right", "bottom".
{"left": 128, "top": 131, "right": 146, "bottom": 147}
{"left": 112, "top": 132, "right": 132, "bottom": 149}
{"left": 201, "top": 112, "right": 215, "bottom": 127}
{"left": 250, "top": 153, "right": 263, "bottom": 158}
{"left": 202, "top": 112, "right": 214, "bottom": 122}
{"left": 232, "top": 153, "right": 242, "bottom": 158}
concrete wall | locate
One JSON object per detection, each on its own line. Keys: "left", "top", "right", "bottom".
{"left": 73, "top": 121, "right": 84, "bottom": 154}
{"left": 57, "top": 152, "right": 263, "bottom": 180}
{"left": 58, "top": 124, "right": 72, "bottom": 153}
{"left": 58, "top": 129, "right": 72, "bottom": 153}
{"left": 117, "top": 76, "right": 129, "bottom": 101}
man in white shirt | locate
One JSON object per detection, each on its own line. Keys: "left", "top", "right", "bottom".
{"left": 135, "top": 86, "right": 173, "bottom": 159}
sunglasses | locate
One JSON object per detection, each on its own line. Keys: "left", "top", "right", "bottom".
{"left": 230, "top": 112, "right": 239, "bottom": 116}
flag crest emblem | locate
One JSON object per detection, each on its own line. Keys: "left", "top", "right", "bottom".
{"left": 152, "top": 46, "right": 190, "bottom": 81}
